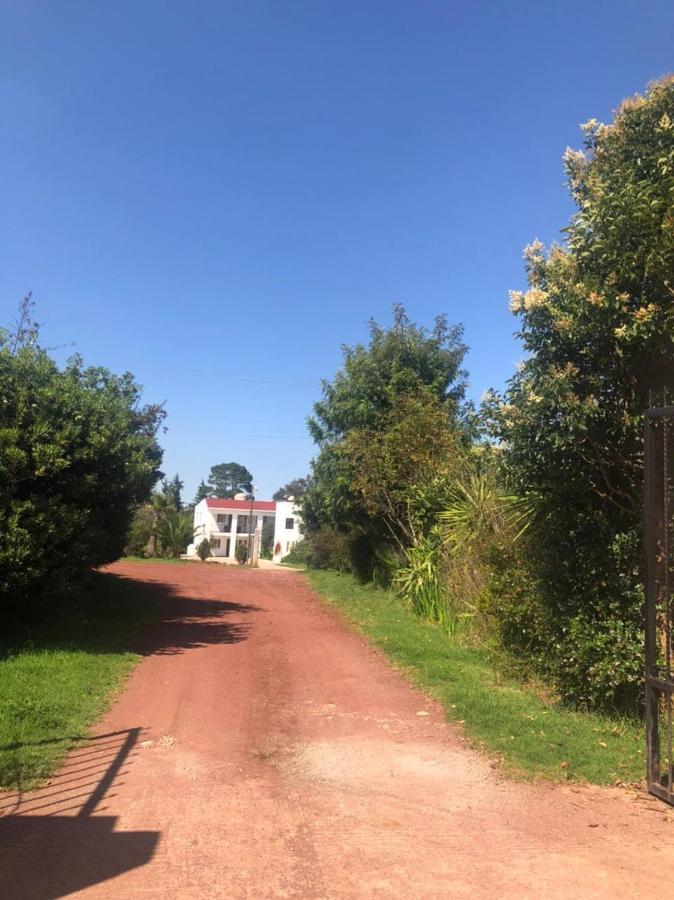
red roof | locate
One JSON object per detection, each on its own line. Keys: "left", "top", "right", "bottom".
{"left": 205, "top": 498, "right": 276, "bottom": 512}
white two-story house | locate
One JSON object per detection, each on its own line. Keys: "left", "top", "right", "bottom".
{"left": 187, "top": 497, "right": 302, "bottom": 563}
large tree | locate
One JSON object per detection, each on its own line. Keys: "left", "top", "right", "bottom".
{"left": 489, "top": 76, "right": 674, "bottom": 710}
{"left": 162, "top": 473, "right": 184, "bottom": 510}
{"left": 345, "top": 389, "right": 466, "bottom": 550}
{"left": 309, "top": 304, "right": 467, "bottom": 444}
{"left": 1, "top": 299, "right": 164, "bottom": 604}
{"left": 304, "top": 306, "right": 469, "bottom": 570}
{"left": 272, "top": 476, "right": 313, "bottom": 502}
{"left": 207, "top": 462, "right": 253, "bottom": 499}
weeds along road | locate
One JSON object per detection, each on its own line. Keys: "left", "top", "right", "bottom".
{"left": 1, "top": 561, "right": 673, "bottom": 899}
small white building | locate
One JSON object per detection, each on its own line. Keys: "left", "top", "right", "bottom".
{"left": 187, "top": 497, "right": 302, "bottom": 563}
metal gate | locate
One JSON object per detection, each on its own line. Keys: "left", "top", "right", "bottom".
{"left": 645, "top": 402, "right": 674, "bottom": 805}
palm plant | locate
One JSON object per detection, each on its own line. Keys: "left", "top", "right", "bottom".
{"left": 157, "top": 509, "right": 194, "bottom": 558}
{"left": 145, "top": 492, "right": 174, "bottom": 557}
{"left": 437, "top": 469, "right": 535, "bottom": 635}
{"left": 439, "top": 471, "right": 533, "bottom": 555}
{"left": 394, "top": 527, "right": 457, "bottom": 634}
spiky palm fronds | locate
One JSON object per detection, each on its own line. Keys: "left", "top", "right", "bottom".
{"left": 157, "top": 510, "right": 194, "bottom": 558}
{"left": 394, "top": 528, "right": 458, "bottom": 634}
{"left": 439, "top": 472, "right": 534, "bottom": 554}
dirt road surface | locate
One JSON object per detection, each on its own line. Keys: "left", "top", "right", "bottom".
{"left": 1, "top": 561, "right": 673, "bottom": 899}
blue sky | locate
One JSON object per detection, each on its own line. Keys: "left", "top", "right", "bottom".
{"left": 2, "top": 1, "right": 673, "bottom": 501}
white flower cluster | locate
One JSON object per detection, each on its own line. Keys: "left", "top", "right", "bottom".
{"left": 509, "top": 288, "right": 549, "bottom": 314}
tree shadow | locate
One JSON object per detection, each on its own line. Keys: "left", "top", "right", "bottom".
{"left": 0, "top": 729, "right": 159, "bottom": 899}
{"left": 135, "top": 590, "right": 259, "bottom": 656}
{"left": 1, "top": 571, "right": 261, "bottom": 659}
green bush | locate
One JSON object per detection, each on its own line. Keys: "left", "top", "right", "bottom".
{"left": 483, "top": 518, "right": 644, "bottom": 713}
{"left": 125, "top": 504, "right": 155, "bottom": 556}
{"left": 282, "top": 540, "right": 309, "bottom": 566}
{"left": 0, "top": 329, "right": 163, "bottom": 606}
{"left": 235, "top": 541, "right": 249, "bottom": 565}
{"left": 261, "top": 518, "right": 275, "bottom": 559}
{"left": 306, "top": 528, "right": 351, "bottom": 571}
{"left": 196, "top": 538, "right": 211, "bottom": 561}
{"left": 347, "top": 532, "right": 400, "bottom": 587}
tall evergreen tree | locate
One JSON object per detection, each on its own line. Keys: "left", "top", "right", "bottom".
{"left": 207, "top": 462, "right": 253, "bottom": 499}
{"left": 162, "top": 473, "right": 184, "bottom": 510}
{"left": 193, "top": 479, "right": 212, "bottom": 505}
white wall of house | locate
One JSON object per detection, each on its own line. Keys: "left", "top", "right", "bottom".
{"left": 272, "top": 501, "right": 303, "bottom": 563}
{"left": 187, "top": 498, "right": 301, "bottom": 562}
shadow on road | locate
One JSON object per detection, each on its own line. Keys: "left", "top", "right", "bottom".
{"left": 2, "top": 570, "right": 261, "bottom": 662}
{"left": 0, "top": 568, "right": 258, "bottom": 896}
{"left": 0, "top": 728, "right": 159, "bottom": 899}
{"left": 137, "top": 592, "right": 258, "bottom": 655}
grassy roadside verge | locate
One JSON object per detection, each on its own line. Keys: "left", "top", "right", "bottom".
{"left": 307, "top": 569, "right": 644, "bottom": 785}
{"left": 0, "top": 571, "right": 159, "bottom": 791}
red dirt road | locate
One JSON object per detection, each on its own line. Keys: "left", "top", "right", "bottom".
{"left": 2, "top": 561, "right": 674, "bottom": 899}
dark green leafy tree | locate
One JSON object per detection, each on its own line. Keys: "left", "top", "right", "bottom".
{"left": 345, "top": 389, "right": 466, "bottom": 551}
{"left": 272, "top": 476, "right": 313, "bottom": 501}
{"left": 304, "top": 306, "right": 469, "bottom": 578}
{"left": 309, "top": 304, "right": 467, "bottom": 444}
{"left": 235, "top": 541, "right": 249, "bottom": 565}
{"left": 305, "top": 306, "right": 468, "bottom": 532}
{"left": 207, "top": 462, "right": 253, "bottom": 499}
{"left": 125, "top": 504, "right": 155, "bottom": 556}
{"left": 0, "top": 302, "right": 164, "bottom": 604}
{"left": 488, "top": 76, "right": 674, "bottom": 710}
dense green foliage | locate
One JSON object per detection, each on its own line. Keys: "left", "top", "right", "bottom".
{"left": 193, "top": 479, "right": 212, "bottom": 504}
{"left": 0, "top": 310, "right": 164, "bottom": 605}
{"left": 272, "top": 476, "right": 313, "bottom": 501}
{"left": 235, "top": 541, "right": 249, "bottom": 565}
{"left": 125, "top": 503, "right": 157, "bottom": 556}
{"left": 125, "top": 486, "right": 193, "bottom": 559}
{"left": 196, "top": 538, "right": 212, "bottom": 561}
{"left": 301, "top": 78, "right": 674, "bottom": 719}
{"left": 261, "top": 517, "right": 275, "bottom": 558}
{"left": 485, "top": 77, "right": 674, "bottom": 711}
{"left": 162, "top": 473, "right": 184, "bottom": 511}
{"left": 303, "top": 305, "right": 470, "bottom": 578}
{"left": 204, "top": 462, "right": 253, "bottom": 499}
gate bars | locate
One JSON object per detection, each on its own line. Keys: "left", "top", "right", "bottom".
{"left": 645, "top": 402, "right": 674, "bottom": 806}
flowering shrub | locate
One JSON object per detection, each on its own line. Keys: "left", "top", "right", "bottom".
{"left": 487, "top": 76, "right": 674, "bottom": 712}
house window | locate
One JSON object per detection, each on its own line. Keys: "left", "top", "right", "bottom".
{"left": 285, "top": 517, "right": 294, "bottom": 530}
{"left": 211, "top": 538, "right": 221, "bottom": 549}
{"left": 237, "top": 515, "right": 257, "bottom": 533}
{"left": 216, "top": 514, "right": 232, "bottom": 530}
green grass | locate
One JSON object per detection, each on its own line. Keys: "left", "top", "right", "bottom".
{"left": 0, "top": 572, "right": 160, "bottom": 791}
{"left": 307, "top": 570, "right": 645, "bottom": 785}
